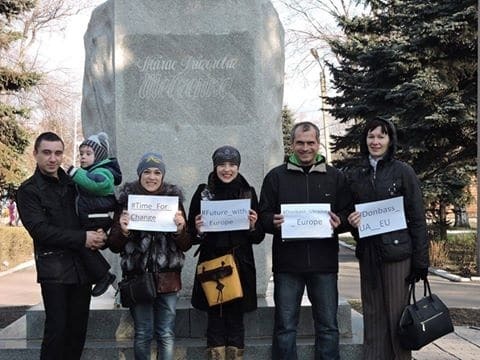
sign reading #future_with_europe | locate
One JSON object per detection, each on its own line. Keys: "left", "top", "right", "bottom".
{"left": 200, "top": 199, "right": 250, "bottom": 232}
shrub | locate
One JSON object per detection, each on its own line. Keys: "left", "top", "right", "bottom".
{"left": 0, "top": 226, "right": 33, "bottom": 272}
{"left": 430, "top": 232, "right": 477, "bottom": 276}
{"left": 429, "top": 240, "right": 449, "bottom": 267}
{"left": 445, "top": 232, "right": 477, "bottom": 276}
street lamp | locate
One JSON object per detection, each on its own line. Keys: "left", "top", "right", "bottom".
{"left": 310, "top": 48, "right": 331, "bottom": 164}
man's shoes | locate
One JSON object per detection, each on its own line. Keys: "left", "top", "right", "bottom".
{"left": 92, "top": 272, "right": 116, "bottom": 297}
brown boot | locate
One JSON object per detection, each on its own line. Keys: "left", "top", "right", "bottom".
{"left": 207, "top": 346, "right": 226, "bottom": 360}
{"left": 226, "top": 346, "right": 244, "bottom": 360}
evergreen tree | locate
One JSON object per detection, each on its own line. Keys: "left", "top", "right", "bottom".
{"left": 327, "top": 0, "right": 477, "bottom": 238}
{"left": 282, "top": 105, "right": 295, "bottom": 157}
{"left": 0, "top": 0, "right": 40, "bottom": 195}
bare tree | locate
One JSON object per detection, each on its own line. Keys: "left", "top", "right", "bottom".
{"left": 6, "top": 0, "right": 97, "bottom": 162}
{"left": 275, "top": 0, "right": 364, "bottom": 74}
{"left": 10, "top": 0, "right": 94, "bottom": 62}
{"left": 273, "top": 1, "right": 365, "bottom": 153}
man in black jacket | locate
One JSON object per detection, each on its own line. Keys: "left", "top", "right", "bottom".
{"left": 16, "top": 132, "right": 107, "bottom": 360}
{"left": 259, "top": 122, "right": 351, "bottom": 360}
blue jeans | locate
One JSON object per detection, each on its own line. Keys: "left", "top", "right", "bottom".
{"left": 272, "top": 272, "right": 339, "bottom": 360}
{"left": 130, "top": 293, "right": 178, "bottom": 360}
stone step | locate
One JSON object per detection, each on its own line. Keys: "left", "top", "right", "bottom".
{"left": 0, "top": 333, "right": 363, "bottom": 360}
{"left": 0, "top": 293, "right": 364, "bottom": 359}
{"left": 24, "top": 294, "right": 354, "bottom": 341}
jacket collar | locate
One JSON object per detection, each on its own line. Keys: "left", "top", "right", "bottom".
{"left": 34, "top": 166, "right": 70, "bottom": 189}
{"left": 286, "top": 153, "right": 326, "bottom": 173}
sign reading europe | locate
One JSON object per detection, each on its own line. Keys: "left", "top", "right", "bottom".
{"left": 281, "top": 203, "right": 332, "bottom": 240}
{"left": 127, "top": 195, "right": 179, "bottom": 232}
{"left": 355, "top": 196, "right": 407, "bottom": 238}
{"left": 200, "top": 199, "right": 250, "bottom": 232}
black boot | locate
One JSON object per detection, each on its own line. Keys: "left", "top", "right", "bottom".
{"left": 92, "top": 272, "right": 116, "bottom": 297}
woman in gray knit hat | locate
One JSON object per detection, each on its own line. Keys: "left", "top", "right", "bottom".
{"left": 108, "top": 152, "right": 191, "bottom": 360}
{"left": 188, "top": 145, "right": 265, "bottom": 360}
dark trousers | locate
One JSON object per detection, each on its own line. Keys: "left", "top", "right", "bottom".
{"left": 40, "top": 282, "right": 91, "bottom": 360}
{"left": 360, "top": 256, "right": 411, "bottom": 360}
{"left": 207, "top": 301, "right": 245, "bottom": 348}
{"left": 80, "top": 248, "right": 110, "bottom": 283}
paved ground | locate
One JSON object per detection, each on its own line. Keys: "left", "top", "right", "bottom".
{"left": 338, "top": 245, "right": 480, "bottom": 359}
{"left": 0, "top": 264, "right": 40, "bottom": 308}
{"left": 1, "top": 246, "right": 479, "bottom": 358}
{"left": 338, "top": 245, "right": 480, "bottom": 308}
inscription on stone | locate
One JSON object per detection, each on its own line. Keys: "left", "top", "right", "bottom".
{"left": 122, "top": 33, "right": 253, "bottom": 125}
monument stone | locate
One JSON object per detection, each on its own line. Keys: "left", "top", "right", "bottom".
{"left": 82, "top": 0, "right": 284, "bottom": 297}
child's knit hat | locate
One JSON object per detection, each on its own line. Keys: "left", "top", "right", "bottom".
{"left": 80, "top": 132, "right": 109, "bottom": 162}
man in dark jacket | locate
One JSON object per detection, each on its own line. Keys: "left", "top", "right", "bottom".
{"left": 259, "top": 122, "right": 351, "bottom": 360}
{"left": 16, "top": 132, "right": 107, "bottom": 360}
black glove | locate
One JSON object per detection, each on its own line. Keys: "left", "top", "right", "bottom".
{"left": 405, "top": 268, "right": 428, "bottom": 283}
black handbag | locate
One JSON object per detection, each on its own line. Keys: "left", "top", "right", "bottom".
{"left": 118, "top": 272, "right": 156, "bottom": 308}
{"left": 118, "top": 240, "right": 156, "bottom": 307}
{"left": 398, "top": 278, "right": 454, "bottom": 350}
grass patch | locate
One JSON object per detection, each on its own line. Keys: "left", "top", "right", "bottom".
{"left": 348, "top": 299, "right": 362, "bottom": 314}
{"left": 431, "top": 232, "right": 477, "bottom": 277}
{"left": 0, "top": 226, "right": 33, "bottom": 271}
{"left": 342, "top": 231, "right": 478, "bottom": 277}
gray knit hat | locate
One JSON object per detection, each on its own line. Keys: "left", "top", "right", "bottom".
{"left": 212, "top": 145, "right": 241, "bottom": 167}
{"left": 137, "top": 152, "right": 166, "bottom": 177}
{"left": 80, "top": 132, "right": 109, "bottom": 163}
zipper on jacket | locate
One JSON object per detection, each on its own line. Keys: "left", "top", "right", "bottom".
{"left": 305, "top": 171, "right": 312, "bottom": 267}
{"left": 370, "top": 168, "right": 376, "bottom": 191}
{"left": 420, "top": 312, "right": 443, "bottom": 331}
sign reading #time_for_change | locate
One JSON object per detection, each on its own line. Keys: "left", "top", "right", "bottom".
{"left": 355, "top": 196, "right": 407, "bottom": 238}
{"left": 200, "top": 199, "right": 250, "bottom": 232}
{"left": 127, "top": 195, "right": 179, "bottom": 232}
{"left": 281, "top": 203, "right": 332, "bottom": 240}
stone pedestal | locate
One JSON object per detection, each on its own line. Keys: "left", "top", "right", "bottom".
{"left": 81, "top": 0, "right": 284, "bottom": 297}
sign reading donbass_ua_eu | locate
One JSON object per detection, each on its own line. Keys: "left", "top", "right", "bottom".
{"left": 200, "top": 199, "right": 250, "bottom": 232}
{"left": 281, "top": 203, "right": 331, "bottom": 240}
{"left": 355, "top": 196, "right": 407, "bottom": 238}
{"left": 127, "top": 195, "right": 178, "bottom": 232}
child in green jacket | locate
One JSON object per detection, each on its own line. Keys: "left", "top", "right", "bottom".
{"left": 67, "top": 132, "right": 122, "bottom": 296}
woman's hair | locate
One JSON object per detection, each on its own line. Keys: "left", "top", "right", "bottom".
{"left": 364, "top": 119, "right": 390, "bottom": 136}
{"left": 360, "top": 117, "right": 397, "bottom": 158}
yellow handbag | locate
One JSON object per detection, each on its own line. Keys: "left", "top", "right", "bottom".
{"left": 197, "top": 254, "right": 243, "bottom": 306}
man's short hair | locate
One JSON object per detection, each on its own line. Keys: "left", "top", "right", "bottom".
{"left": 290, "top": 121, "right": 320, "bottom": 144}
{"left": 34, "top": 132, "right": 64, "bottom": 152}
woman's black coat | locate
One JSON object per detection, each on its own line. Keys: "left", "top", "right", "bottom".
{"left": 188, "top": 173, "right": 264, "bottom": 312}
{"left": 346, "top": 119, "right": 429, "bottom": 271}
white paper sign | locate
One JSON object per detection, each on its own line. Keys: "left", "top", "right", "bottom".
{"left": 127, "top": 195, "right": 178, "bottom": 232}
{"left": 200, "top": 199, "right": 250, "bottom": 232}
{"left": 281, "top": 203, "right": 332, "bottom": 240}
{"left": 355, "top": 196, "right": 407, "bottom": 238}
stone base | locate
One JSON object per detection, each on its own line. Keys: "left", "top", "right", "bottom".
{"left": 0, "top": 290, "right": 363, "bottom": 359}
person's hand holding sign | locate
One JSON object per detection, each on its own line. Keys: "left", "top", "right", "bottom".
{"left": 120, "top": 210, "right": 130, "bottom": 237}
{"left": 174, "top": 211, "right": 186, "bottom": 234}
{"left": 347, "top": 211, "right": 361, "bottom": 228}
{"left": 273, "top": 213, "right": 284, "bottom": 229}
{"left": 194, "top": 214, "right": 204, "bottom": 237}
{"left": 248, "top": 209, "right": 258, "bottom": 230}
{"left": 329, "top": 211, "right": 341, "bottom": 230}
